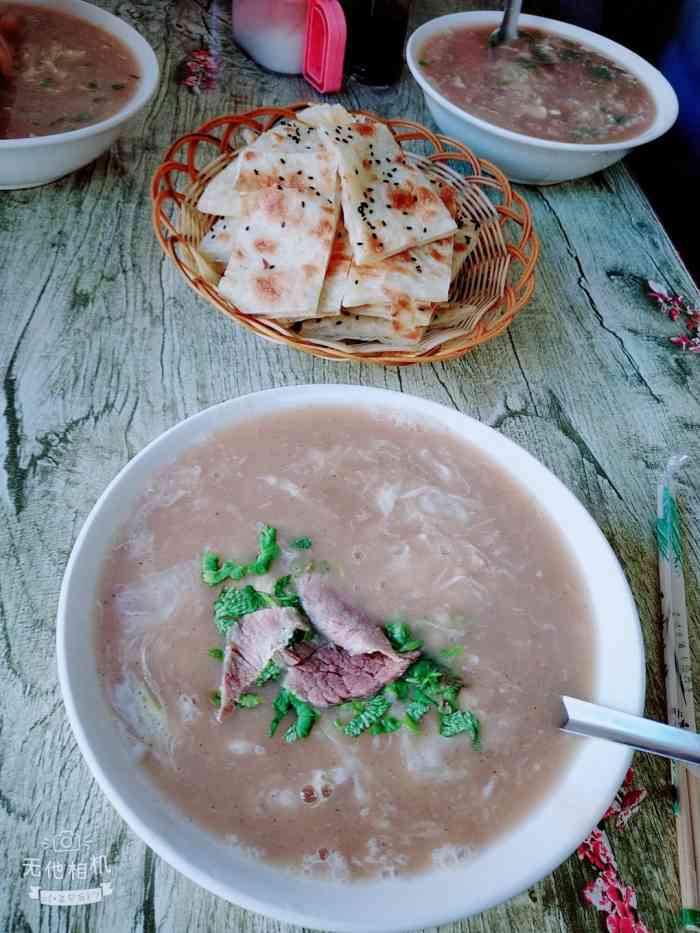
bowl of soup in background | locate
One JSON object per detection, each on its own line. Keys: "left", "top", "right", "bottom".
{"left": 0, "top": 0, "right": 158, "bottom": 189}
{"left": 56, "top": 385, "right": 645, "bottom": 932}
{"left": 406, "top": 12, "right": 678, "bottom": 185}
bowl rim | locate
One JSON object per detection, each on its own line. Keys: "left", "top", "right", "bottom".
{"left": 56, "top": 385, "right": 646, "bottom": 931}
{"left": 0, "top": 0, "right": 159, "bottom": 149}
{"left": 406, "top": 10, "right": 679, "bottom": 153}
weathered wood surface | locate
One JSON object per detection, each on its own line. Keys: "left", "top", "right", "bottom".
{"left": 1, "top": 1, "right": 698, "bottom": 931}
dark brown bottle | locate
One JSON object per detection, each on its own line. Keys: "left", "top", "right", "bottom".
{"left": 340, "top": 0, "right": 412, "bottom": 87}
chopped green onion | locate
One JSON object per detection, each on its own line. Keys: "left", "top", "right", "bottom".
{"left": 290, "top": 537, "right": 312, "bottom": 549}
{"left": 256, "top": 659, "right": 282, "bottom": 686}
{"left": 208, "top": 647, "right": 224, "bottom": 661}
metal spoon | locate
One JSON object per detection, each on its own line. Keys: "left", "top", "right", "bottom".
{"left": 489, "top": 0, "right": 523, "bottom": 48}
{"left": 561, "top": 696, "right": 700, "bottom": 778}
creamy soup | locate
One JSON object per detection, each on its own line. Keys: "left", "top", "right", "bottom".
{"left": 0, "top": 4, "right": 139, "bottom": 139}
{"left": 418, "top": 25, "right": 656, "bottom": 144}
{"left": 97, "top": 406, "right": 594, "bottom": 880}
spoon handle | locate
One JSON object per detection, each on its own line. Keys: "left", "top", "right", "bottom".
{"left": 500, "top": 0, "right": 523, "bottom": 44}
{"left": 561, "top": 695, "right": 700, "bottom": 779}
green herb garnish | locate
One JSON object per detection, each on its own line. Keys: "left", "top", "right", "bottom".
{"left": 210, "top": 689, "right": 222, "bottom": 707}
{"left": 273, "top": 574, "right": 302, "bottom": 608}
{"left": 237, "top": 692, "right": 263, "bottom": 709}
{"left": 40, "top": 78, "right": 52, "bottom": 88}
{"left": 256, "top": 658, "right": 283, "bottom": 686}
{"left": 405, "top": 688, "right": 435, "bottom": 723}
{"left": 343, "top": 694, "right": 391, "bottom": 737}
{"left": 418, "top": 58, "right": 432, "bottom": 66}
{"left": 87, "top": 80, "right": 98, "bottom": 89}
{"left": 269, "top": 688, "right": 318, "bottom": 741}
{"left": 368, "top": 715, "right": 402, "bottom": 735}
{"left": 438, "top": 709, "right": 481, "bottom": 747}
{"left": 590, "top": 64, "right": 612, "bottom": 80}
{"left": 290, "top": 536, "right": 312, "bottom": 549}
{"left": 112, "top": 82, "right": 127, "bottom": 90}
{"left": 384, "top": 621, "right": 423, "bottom": 654}
{"left": 208, "top": 646, "right": 224, "bottom": 661}
{"left": 202, "top": 526, "right": 281, "bottom": 587}
{"left": 213, "top": 584, "right": 276, "bottom": 634}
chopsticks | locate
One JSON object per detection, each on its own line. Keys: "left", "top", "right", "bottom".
{"left": 657, "top": 455, "right": 700, "bottom": 931}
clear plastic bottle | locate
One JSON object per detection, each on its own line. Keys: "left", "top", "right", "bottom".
{"left": 232, "top": 0, "right": 308, "bottom": 74}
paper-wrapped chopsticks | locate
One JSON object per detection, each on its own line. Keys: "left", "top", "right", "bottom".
{"left": 657, "top": 454, "right": 700, "bottom": 931}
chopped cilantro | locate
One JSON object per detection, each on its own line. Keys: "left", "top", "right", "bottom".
{"left": 402, "top": 715, "right": 421, "bottom": 734}
{"left": 418, "top": 58, "right": 431, "bottom": 66}
{"left": 290, "top": 536, "right": 312, "bottom": 549}
{"left": 405, "top": 688, "right": 435, "bottom": 723}
{"left": 439, "top": 709, "right": 481, "bottom": 748}
{"left": 273, "top": 574, "right": 301, "bottom": 608}
{"left": 256, "top": 659, "right": 283, "bottom": 685}
{"left": 440, "top": 644, "right": 464, "bottom": 659}
{"left": 213, "top": 584, "right": 275, "bottom": 634}
{"left": 343, "top": 694, "right": 391, "bottom": 737}
{"left": 210, "top": 689, "right": 222, "bottom": 708}
{"left": 112, "top": 82, "right": 127, "bottom": 90}
{"left": 590, "top": 64, "right": 612, "bottom": 80}
{"left": 237, "top": 692, "right": 262, "bottom": 708}
{"left": 384, "top": 620, "right": 423, "bottom": 653}
{"left": 202, "top": 526, "right": 281, "bottom": 588}
{"left": 208, "top": 647, "right": 224, "bottom": 661}
{"left": 87, "top": 80, "right": 98, "bottom": 89}
{"left": 369, "top": 715, "right": 402, "bottom": 735}
{"left": 269, "top": 688, "right": 292, "bottom": 736}
{"left": 270, "top": 688, "right": 318, "bottom": 741}
{"left": 254, "top": 525, "right": 280, "bottom": 574}
{"left": 384, "top": 679, "right": 409, "bottom": 701}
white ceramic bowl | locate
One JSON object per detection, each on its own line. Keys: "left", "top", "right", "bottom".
{"left": 57, "top": 385, "right": 645, "bottom": 932}
{"left": 406, "top": 12, "right": 679, "bottom": 185}
{"left": 0, "top": 0, "right": 159, "bottom": 189}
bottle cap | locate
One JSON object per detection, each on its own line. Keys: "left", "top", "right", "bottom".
{"left": 303, "top": 0, "right": 346, "bottom": 94}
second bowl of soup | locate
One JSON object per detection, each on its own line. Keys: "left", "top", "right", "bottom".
{"left": 406, "top": 11, "right": 678, "bottom": 185}
{"left": 0, "top": 0, "right": 158, "bottom": 189}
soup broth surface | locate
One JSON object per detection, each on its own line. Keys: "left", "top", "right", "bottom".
{"left": 0, "top": 4, "right": 139, "bottom": 139}
{"left": 98, "top": 406, "right": 594, "bottom": 880}
{"left": 418, "top": 25, "right": 656, "bottom": 144}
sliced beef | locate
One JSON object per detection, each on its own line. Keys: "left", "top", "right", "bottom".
{"left": 287, "top": 574, "right": 418, "bottom": 707}
{"left": 285, "top": 643, "right": 411, "bottom": 707}
{"left": 218, "top": 606, "right": 308, "bottom": 720}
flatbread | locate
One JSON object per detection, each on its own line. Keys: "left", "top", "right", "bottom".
{"left": 342, "top": 234, "right": 453, "bottom": 307}
{"left": 199, "top": 217, "right": 237, "bottom": 263}
{"left": 217, "top": 186, "right": 338, "bottom": 318}
{"left": 197, "top": 119, "right": 335, "bottom": 216}
{"left": 289, "top": 296, "right": 433, "bottom": 344}
{"left": 298, "top": 106, "right": 456, "bottom": 265}
{"left": 318, "top": 218, "right": 352, "bottom": 314}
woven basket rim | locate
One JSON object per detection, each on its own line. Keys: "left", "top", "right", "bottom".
{"left": 151, "top": 103, "right": 539, "bottom": 366}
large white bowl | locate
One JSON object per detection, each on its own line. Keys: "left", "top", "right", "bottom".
{"left": 57, "top": 385, "right": 645, "bottom": 932}
{"left": 406, "top": 12, "right": 679, "bottom": 185}
{"left": 0, "top": 0, "right": 159, "bottom": 189}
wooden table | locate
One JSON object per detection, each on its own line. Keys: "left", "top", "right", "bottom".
{"left": 2, "top": 2, "right": 698, "bottom": 931}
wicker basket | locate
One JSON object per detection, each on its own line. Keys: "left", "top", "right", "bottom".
{"left": 151, "top": 104, "right": 539, "bottom": 366}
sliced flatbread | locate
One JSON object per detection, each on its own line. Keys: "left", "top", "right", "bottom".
{"left": 298, "top": 106, "right": 456, "bottom": 265}
{"left": 289, "top": 296, "right": 433, "bottom": 344}
{"left": 200, "top": 217, "right": 237, "bottom": 263}
{"left": 342, "top": 234, "right": 453, "bottom": 307}
{"left": 318, "top": 218, "right": 352, "bottom": 314}
{"left": 217, "top": 186, "right": 338, "bottom": 318}
{"left": 197, "top": 118, "right": 335, "bottom": 216}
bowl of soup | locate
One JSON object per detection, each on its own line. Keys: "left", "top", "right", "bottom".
{"left": 57, "top": 385, "right": 644, "bottom": 931}
{"left": 0, "top": 0, "right": 158, "bottom": 189}
{"left": 406, "top": 12, "right": 678, "bottom": 185}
